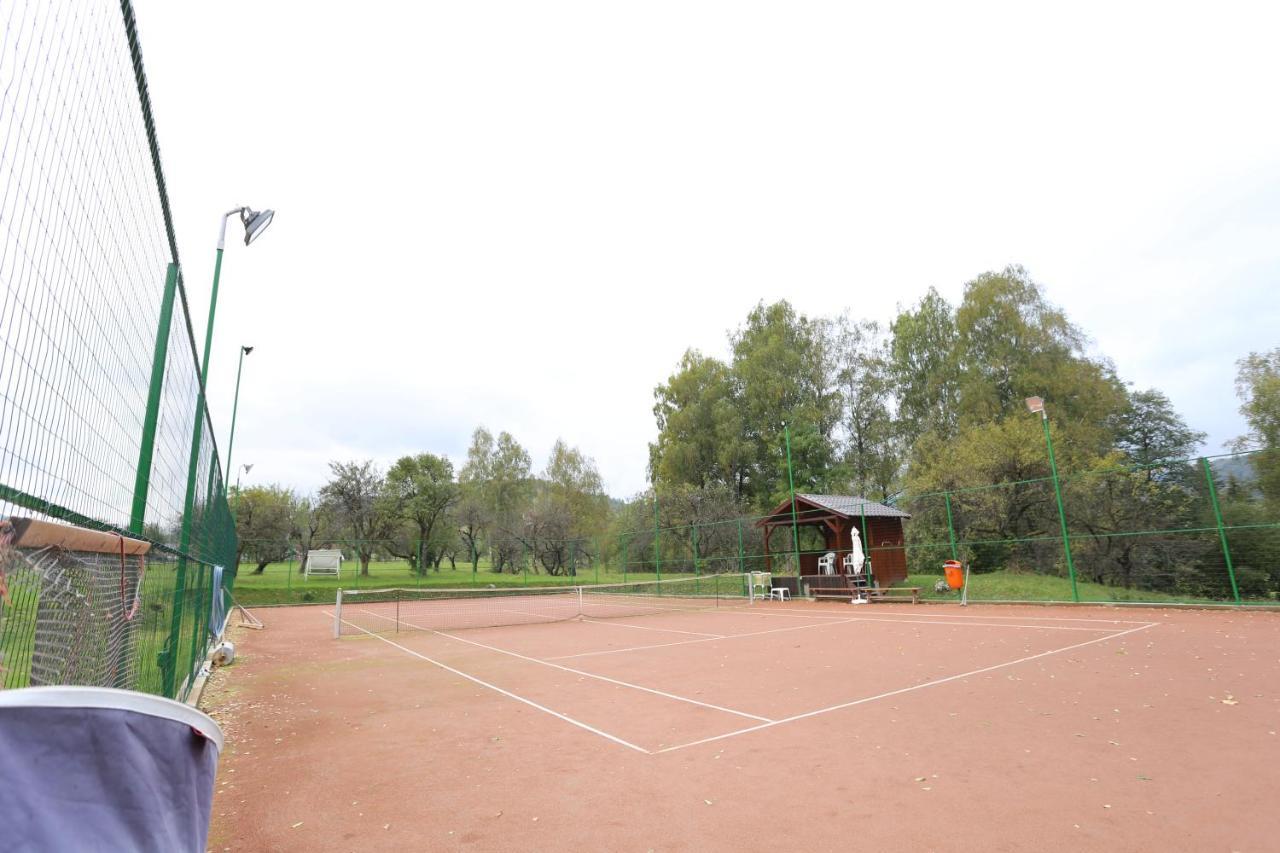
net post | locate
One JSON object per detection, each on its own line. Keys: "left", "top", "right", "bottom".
{"left": 1201, "top": 456, "right": 1242, "bottom": 604}
{"left": 334, "top": 589, "right": 343, "bottom": 638}
{"left": 396, "top": 588, "right": 401, "bottom": 633}
{"left": 577, "top": 584, "right": 584, "bottom": 618}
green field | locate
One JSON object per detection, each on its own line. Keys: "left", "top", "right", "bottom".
{"left": 229, "top": 559, "right": 674, "bottom": 605}
{"left": 906, "top": 571, "right": 1278, "bottom": 606}
{"left": 228, "top": 557, "right": 1275, "bottom": 608}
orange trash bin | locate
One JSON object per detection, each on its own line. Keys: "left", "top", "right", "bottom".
{"left": 944, "top": 560, "right": 964, "bottom": 590}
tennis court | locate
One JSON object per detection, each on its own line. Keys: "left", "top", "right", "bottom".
{"left": 206, "top": 579, "right": 1280, "bottom": 851}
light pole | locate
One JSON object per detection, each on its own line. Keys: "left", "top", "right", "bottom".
{"left": 225, "top": 345, "right": 254, "bottom": 478}
{"left": 166, "top": 205, "right": 274, "bottom": 699}
{"left": 1025, "top": 396, "right": 1079, "bottom": 602}
{"left": 202, "top": 208, "right": 273, "bottom": 384}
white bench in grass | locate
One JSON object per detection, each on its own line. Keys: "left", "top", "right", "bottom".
{"left": 305, "top": 549, "right": 343, "bottom": 579}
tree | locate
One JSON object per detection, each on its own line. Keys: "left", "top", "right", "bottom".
{"left": 458, "top": 427, "right": 533, "bottom": 571}
{"left": 1110, "top": 388, "right": 1205, "bottom": 472}
{"left": 730, "top": 300, "right": 839, "bottom": 506}
{"left": 522, "top": 440, "right": 610, "bottom": 576}
{"left": 320, "top": 460, "right": 393, "bottom": 576}
{"left": 1234, "top": 349, "right": 1280, "bottom": 449}
{"left": 234, "top": 485, "right": 296, "bottom": 574}
{"left": 889, "top": 287, "right": 961, "bottom": 448}
{"left": 290, "top": 494, "right": 335, "bottom": 574}
{"left": 649, "top": 350, "right": 749, "bottom": 496}
{"left": 1233, "top": 348, "right": 1280, "bottom": 502}
{"left": 904, "top": 418, "right": 1095, "bottom": 574}
{"left": 952, "top": 266, "right": 1126, "bottom": 445}
{"left": 383, "top": 453, "right": 458, "bottom": 573}
{"left": 831, "top": 314, "right": 901, "bottom": 499}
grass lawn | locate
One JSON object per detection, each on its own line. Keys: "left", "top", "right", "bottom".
{"left": 228, "top": 557, "right": 1271, "bottom": 608}
{"left": 905, "top": 570, "right": 1273, "bottom": 606}
{"left": 229, "top": 559, "right": 678, "bottom": 605}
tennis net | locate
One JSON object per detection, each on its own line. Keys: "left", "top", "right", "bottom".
{"left": 333, "top": 573, "right": 751, "bottom": 637}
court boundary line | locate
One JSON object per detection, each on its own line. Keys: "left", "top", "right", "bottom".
{"left": 745, "top": 605, "right": 1153, "bottom": 625}
{"left": 326, "top": 612, "right": 651, "bottom": 754}
{"left": 653, "top": 621, "right": 1158, "bottom": 754}
{"left": 351, "top": 608, "right": 774, "bottom": 723}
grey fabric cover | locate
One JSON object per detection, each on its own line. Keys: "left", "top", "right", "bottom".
{"left": 0, "top": 704, "right": 219, "bottom": 852}
{"left": 210, "top": 564, "right": 227, "bottom": 639}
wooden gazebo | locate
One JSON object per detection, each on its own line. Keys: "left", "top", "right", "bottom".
{"left": 756, "top": 494, "right": 910, "bottom": 589}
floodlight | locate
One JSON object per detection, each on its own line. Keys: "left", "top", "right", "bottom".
{"left": 240, "top": 208, "right": 275, "bottom": 245}
{"left": 1025, "top": 396, "right": 1045, "bottom": 416}
{"left": 242, "top": 345, "right": 254, "bottom": 356}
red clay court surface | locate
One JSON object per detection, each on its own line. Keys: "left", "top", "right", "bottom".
{"left": 205, "top": 599, "right": 1280, "bottom": 852}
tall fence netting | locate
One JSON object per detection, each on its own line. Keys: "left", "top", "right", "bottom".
{"left": 0, "top": 0, "right": 236, "bottom": 699}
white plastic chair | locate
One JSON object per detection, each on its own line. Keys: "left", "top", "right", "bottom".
{"left": 750, "top": 571, "right": 771, "bottom": 601}
{"left": 818, "top": 552, "right": 836, "bottom": 575}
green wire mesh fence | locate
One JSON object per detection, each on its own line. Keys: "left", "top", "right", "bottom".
{"left": 231, "top": 449, "right": 1280, "bottom": 608}
{"left": 0, "top": 0, "right": 237, "bottom": 699}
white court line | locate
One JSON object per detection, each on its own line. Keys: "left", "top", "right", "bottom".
{"left": 353, "top": 608, "right": 773, "bottom": 723}
{"left": 833, "top": 617, "right": 1119, "bottom": 632}
{"left": 730, "top": 606, "right": 1151, "bottom": 626}
{"left": 581, "top": 618, "right": 725, "bottom": 638}
{"left": 747, "top": 604, "right": 1152, "bottom": 625}
{"left": 654, "top": 622, "right": 1159, "bottom": 754}
{"left": 325, "top": 612, "right": 650, "bottom": 754}
{"left": 546, "top": 617, "right": 864, "bottom": 661}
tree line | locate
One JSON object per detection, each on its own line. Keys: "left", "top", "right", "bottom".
{"left": 234, "top": 264, "right": 1280, "bottom": 595}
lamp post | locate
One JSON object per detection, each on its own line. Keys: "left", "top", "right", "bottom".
{"left": 1026, "top": 396, "right": 1079, "bottom": 602}
{"left": 165, "top": 207, "right": 274, "bottom": 699}
{"left": 225, "top": 345, "right": 254, "bottom": 478}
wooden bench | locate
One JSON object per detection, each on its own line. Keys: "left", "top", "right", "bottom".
{"left": 865, "top": 586, "right": 921, "bottom": 604}
{"left": 808, "top": 585, "right": 921, "bottom": 604}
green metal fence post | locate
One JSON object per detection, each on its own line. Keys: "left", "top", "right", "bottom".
{"left": 691, "top": 523, "right": 700, "bottom": 576}
{"left": 595, "top": 538, "right": 600, "bottom": 585}
{"left": 654, "top": 493, "right": 662, "bottom": 581}
{"left": 784, "top": 424, "right": 801, "bottom": 578}
{"left": 130, "top": 263, "right": 179, "bottom": 535}
{"left": 1039, "top": 412, "right": 1079, "bottom": 602}
{"left": 944, "top": 492, "right": 959, "bottom": 561}
{"left": 737, "top": 518, "right": 745, "bottom": 574}
{"left": 1201, "top": 457, "right": 1242, "bottom": 604}
{"left": 621, "top": 533, "right": 628, "bottom": 583}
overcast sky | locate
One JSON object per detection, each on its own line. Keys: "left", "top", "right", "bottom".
{"left": 131, "top": 0, "right": 1280, "bottom": 499}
